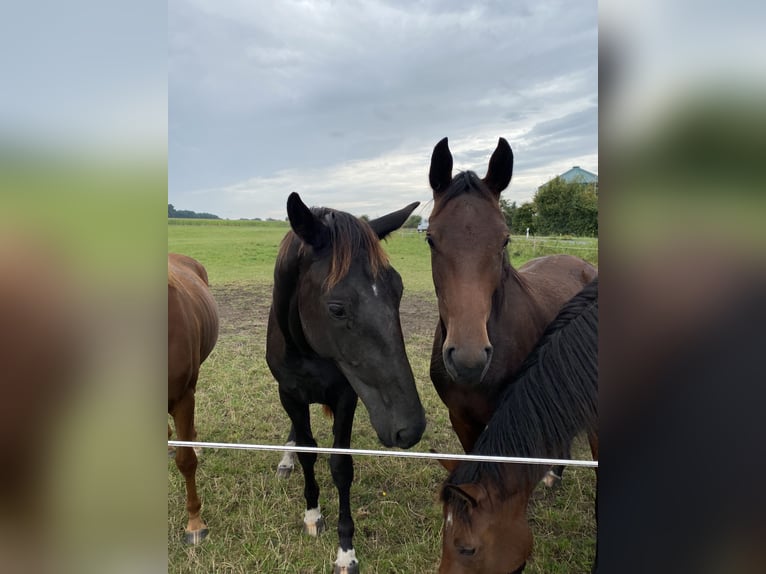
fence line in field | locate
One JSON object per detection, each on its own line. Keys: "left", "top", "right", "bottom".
{"left": 168, "top": 440, "right": 598, "bottom": 468}
{"left": 514, "top": 243, "right": 597, "bottom": 252}
{"left": 401, "top": 230, "right": 599, "bottom": 251}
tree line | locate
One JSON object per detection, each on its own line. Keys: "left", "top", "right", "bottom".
{"left": 168, "top": 204, "right": 221, "bottom": 220}
{"left": 501, "top": 177, "right": 598, "bottom": 237}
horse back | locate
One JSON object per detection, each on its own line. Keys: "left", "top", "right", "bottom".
{"left": 518, "top": 254, "right": 597, "bottom": 318}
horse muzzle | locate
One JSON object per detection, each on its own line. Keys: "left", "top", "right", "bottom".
{"left": 443, "top": 343, "right": 493, "bottom": 385}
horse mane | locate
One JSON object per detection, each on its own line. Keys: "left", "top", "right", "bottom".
{"left": 442, "top": 278, "right": 598, "bottom": 512}
{"left": 276, "top": 207, "right": 390, "bottom": 292}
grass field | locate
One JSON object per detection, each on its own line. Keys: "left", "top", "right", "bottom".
{"left": 168, "top": 219, "right": 598, "bottom": 573}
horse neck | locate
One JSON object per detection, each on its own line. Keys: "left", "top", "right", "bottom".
{"left": 488, "top": 265, "right": 550, "bottom": 369}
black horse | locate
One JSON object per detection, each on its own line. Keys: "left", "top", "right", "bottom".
{"left": 266, "top": 192, "right": 427, "bottom": 574}
{"left": 438, "top": 278, "right": 599, "bottom": 574}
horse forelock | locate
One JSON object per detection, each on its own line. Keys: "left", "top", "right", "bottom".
{"left": 431, "top": 170, "right": 500, "bottom": 218}
{"left": 441, "top": 487, "right": 473, "bottom": 525}
{"left": 282, "top": 208, "right": 390, "bottom": 291}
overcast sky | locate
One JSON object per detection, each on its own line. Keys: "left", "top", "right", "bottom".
{"left": 169, "top": 0, "right": 597, "bottom": 220}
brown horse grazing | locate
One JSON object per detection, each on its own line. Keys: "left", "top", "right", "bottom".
{"left": 168, "top": 253, "right": 219, "bottom": 544}
{"left": 427, "top": 136, "right": 597, "bottom": 458}
{"left": 439, "top": 278, "right": 598, "bottom": 574}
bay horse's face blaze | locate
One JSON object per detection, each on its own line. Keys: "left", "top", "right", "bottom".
{"left": 439, "top": 484, "right": 532, "bottom": 574}
{"left": 428, "top": 137, "right": 514, "bottom": 385}
{"left": 286, "top": 193, "right": 426, "bottom": 448}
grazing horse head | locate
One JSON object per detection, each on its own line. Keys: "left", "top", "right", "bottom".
{"left": 277, "top": 192, "right": 426, "bottom": 447}
{"left": 438, "top": 279, "right": 599, "bottom": 573}
{"left": 440, "top": 479, "right": 532, "bottom": 574}
{"left": 427, "top": 137, "right": 514, "bottom": 384}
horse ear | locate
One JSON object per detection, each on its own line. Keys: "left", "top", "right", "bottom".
{"left": 368, "top": 201, "right": 420, "bottom": 240}
{"left": 429, "top": 137, "right": 453, "bottom": 195}
{"left": 444, "top": 483, "right": 488, "bottom": 509}
{"left": 286, "top": 192, "right": 328, "bottom": 249}
{"left": 483, "top": 137, "right": 514, "bottom": 195}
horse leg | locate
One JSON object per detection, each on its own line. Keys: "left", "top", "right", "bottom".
{"left": 277, "top": 424, "right": 297, "bottom": 479}
{"left": 171, "top": 389, "right": 208, "bottom": 544}
{"left": 543, "top": 465, "right": 565, "bottom": 487}
{"left": 279, "top": 391, "right": 325, "bottom": 536}
{"left": 588, "top": 430, "right": 599, "bottom": 461}
{"left": 329, "top": 390, "right": 359, "bottom": 574}
{"left": 543, "top": 444, "right": 569, "bottom": 488}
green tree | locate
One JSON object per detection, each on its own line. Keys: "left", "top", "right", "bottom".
{"left": 513, "top": 202, "right": 537, "bottom": 235}
{"left": 168, "top": 203, "right": 221, "bottom": 220}
{"left": 499, "top": 199, "right": 517, "bottom": 229}
{"left": 403, "top": 214, "right": 422, "bottom": 229}
{"left": 533, "top": 177, "right": 598, "bottom": 236}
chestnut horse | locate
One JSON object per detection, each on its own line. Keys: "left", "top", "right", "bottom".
{"left": 427, "top": 137, "right": 597, "bottom": 473}
{"left": 439, "top": 278, "right": 598, "bottom": 573}
{"left": 168, "top": 253, "right": 219, "bottom": 544}
{"left": 266, "top": 192, "right": 426, "bottom": 574}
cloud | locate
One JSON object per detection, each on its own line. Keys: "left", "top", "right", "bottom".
{"left": 169, "top": 0, "right": 597, "bottom": 218}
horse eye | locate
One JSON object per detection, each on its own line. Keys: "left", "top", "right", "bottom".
{"left": 457, "top": 545, "right": 476, "bottom": 557}
{"left": 328, "top": 303, "right": 346, "bottom": 318}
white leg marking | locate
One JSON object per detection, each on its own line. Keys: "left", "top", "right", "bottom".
{"left": 335, "top": 548, "right": 358, "bottom": 569}
{"left": 279, "top": 441, "right": 296, "bottom": 469}
{"left": 304, "top": 506, "right": 322, "bottom": 523}
{"left": 303, "top": 506, "right": 324, "bottom": 536}
{"left": 542, "top": 469, "right": 561, "bottom": 487}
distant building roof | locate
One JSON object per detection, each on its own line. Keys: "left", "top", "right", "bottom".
{"left": 558, "top": 166, "right": 598, "bottom": 184}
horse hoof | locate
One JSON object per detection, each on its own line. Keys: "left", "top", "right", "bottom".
{"left": 276, "top": 465, "right": 293, "bottom": 479}
{"left": 334, "top": 563, "right": 359, "bottom": 574}
{"left": 542, "top": 470, "right": 562, "bottom": 488}
{"left": 303, "top": 515, "right": 326, "bottom": 537}
{"left": 334, "top": 549, "right": 359, "bottom": 574}
{"left": 183, "top": 527, "right": 209, "bottom": 545}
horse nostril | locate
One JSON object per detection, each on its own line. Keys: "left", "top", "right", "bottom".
{"left": 484, "top": 345, "right": 493, "bottom": 362}
{"left": 445, "top": 346, "right": 456, "bottom": 364}
{"left": 395, "top": 427, "right": 418, "bottom": 448}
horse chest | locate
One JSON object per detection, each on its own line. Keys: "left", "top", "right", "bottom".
{"left": 278, "top": 353, "right": 351, "bottom": 404}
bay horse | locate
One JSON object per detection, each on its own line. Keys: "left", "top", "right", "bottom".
{"left": 266, "top": 192, "right": 427, "bottom": 574}
{"left": 427, "top": 137, "right": 597, "bottom": 483}
{"left": 168, "top": 252, "right": 219, "bottom": 544}
{"left": 439, "top": 278, "right": 598, "bottom": 573}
